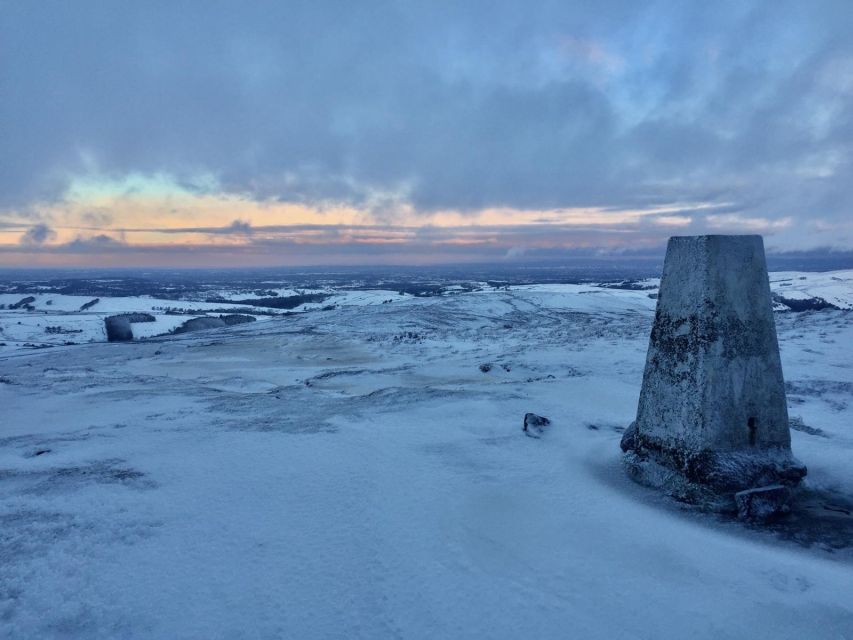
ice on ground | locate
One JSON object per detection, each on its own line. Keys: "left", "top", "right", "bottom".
{"left": 1, "top": 283, "right": 852, "bottom": 639}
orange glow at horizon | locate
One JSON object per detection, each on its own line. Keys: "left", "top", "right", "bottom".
{"left": 0, "top": 174, "right": 778, "bottom": 267}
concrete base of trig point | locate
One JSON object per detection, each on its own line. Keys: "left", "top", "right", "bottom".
{"left": 621, "top": 235, "right": 806, "bottom": 521}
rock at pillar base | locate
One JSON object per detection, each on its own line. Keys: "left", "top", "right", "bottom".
{"left": 622, "top": 441, "right": 806, "bottom": 512}
{"left": 620, "top": 421, "right": 639, "bottom": 453}
{"left": 735, "top": 485, "right": 793, "bottom": 523}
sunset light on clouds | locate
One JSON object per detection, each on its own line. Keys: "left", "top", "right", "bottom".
{"left": 2, "top": 1, "right": 852, "bottom": 267}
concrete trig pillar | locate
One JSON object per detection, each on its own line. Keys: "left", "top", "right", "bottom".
{"left": 621, "top": 235, "right": 806, "bottom": 513}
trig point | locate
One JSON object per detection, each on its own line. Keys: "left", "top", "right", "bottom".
{"left": 621, "top": 235, "right": 806, "bottom": 518}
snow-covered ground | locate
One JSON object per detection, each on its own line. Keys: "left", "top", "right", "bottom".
{"left": 1, "top": 278, "right": 852, "bottom": 638}
{"left": 769, "top": 271, "right": 853, "bottom": 310}
{"left": 0, "top": 289, "right": 412, "bottom": 351}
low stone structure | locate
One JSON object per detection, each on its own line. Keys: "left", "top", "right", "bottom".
{"left": 621, "top": 235, "right": 806, "bottom": 515}
{"left": 104, "top": 315, "right": 134, "bottom": 342}
{"left": 104, "top": 313, "right": 155, "bottom": 342}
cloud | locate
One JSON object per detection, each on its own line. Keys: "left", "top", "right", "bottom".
{"left": 80, "top": 210, "right": 114, "bottom": 227}
{"left": 3, "top": 219, "right": 853, "bottom": 269}
{"left": 1, "top": 1, "right": 851, "bottom": 254}
{"left": 20, "top": 223, "right": 57, "bottom": 245}
{"left": 652, "top": 215, "right": 692, "bottom": 227}
{"left": 705, "top": 214, "right": 793, "bottom": 232}
{"left": 60, "top": 234, "right": 127, "bottom": 252}
{"left": 226, "top": 219, "right": 252, "bottom": 234}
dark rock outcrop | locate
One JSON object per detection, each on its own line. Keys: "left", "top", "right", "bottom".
{"left": 523, "top": 413, "right": 551, "bottom": 438}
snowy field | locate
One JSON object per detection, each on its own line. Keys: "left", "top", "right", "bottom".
{"left": 2, "top": 269, "right": 851, "bottom": 353}
{"left": 1, "top": 276, "right": 853, "bottom": 638}
{"left": 0, "top": 289, "right": 410, "bottom": 351}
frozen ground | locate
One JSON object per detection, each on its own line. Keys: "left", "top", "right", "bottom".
{"left": 3, "top": 270, "right": 852, "bottom": 352}
{"left": 0, "top": 289, "right": 410, "bottom": 351}
{"left": 1, "top": 279, "right": 852, "bottom": 638}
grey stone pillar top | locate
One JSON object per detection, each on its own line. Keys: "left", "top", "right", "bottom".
{"left": 635, "top": 235, "right": 790, "bottom": 453}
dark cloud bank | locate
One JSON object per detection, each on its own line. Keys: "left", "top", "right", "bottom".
{"left": 2, "top": 1, "right": 852, "bottom": 255}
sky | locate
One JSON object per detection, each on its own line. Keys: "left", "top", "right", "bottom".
{"left": 1, "top": 0, "right": 852, "bottom": 268}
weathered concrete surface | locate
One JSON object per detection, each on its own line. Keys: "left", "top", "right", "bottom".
{"left": 622, "top": 235, "right": 806, "bottom": 510}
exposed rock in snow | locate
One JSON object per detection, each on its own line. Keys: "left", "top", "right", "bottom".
{"left": 523, "top": 412, "right": 551, "bottom": 438}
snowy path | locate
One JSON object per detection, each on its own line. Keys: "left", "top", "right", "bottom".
{"left": 1, "top": 289, "right": 852, "bottom": 639}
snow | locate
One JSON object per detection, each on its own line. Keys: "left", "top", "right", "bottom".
{"left": 329, "top": 289, "right": 411, "bottom": 307}
{"left": 1, "top": 279, "right": 852, "bottom": 638}
{"left": 201, "top": 287, "right": 305, "bottom": 300}
{"left": 769, "top": 270, "right": 853, "bottom": 310}
{"left": 0, "top": 290, "right": 412, "bottom": 352}
{"left": 0, "top": 292, "right": 266, "bottom": 314}
{"left": 0, "top": 293, "right": 280, "bottom": 351}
